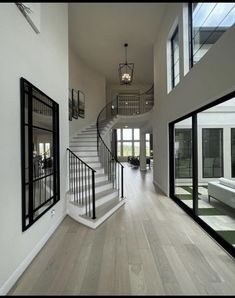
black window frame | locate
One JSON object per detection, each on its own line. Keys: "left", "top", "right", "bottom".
{"left": 171, "top": 26, "right": 180, "bottom": 89}
{"left": 202, "top": 128, "right": 224, "bottom": 178}
{"left": 169, "top": 89, "right": 235, "bottom": 259}
{"left": 231, "top": 128, "right": 235, "bottom": 178}
{"left": 21, "top": 78, "right": 60, "bottom": 231}
{"left": 188, "top": 2, "right": 235, "bottom": 68}
{"left": 174, "top": 128, "right": 193, "bottom": 179}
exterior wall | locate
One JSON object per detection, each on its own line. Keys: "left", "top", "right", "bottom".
{"left": 69, "top": 48, "right": 106, "bottom": 136}
{"left": 0, "top": 4, "right": 69, "bottom": 294}
{"left": 153, "top": 2, "right": 235, "bottom": 195}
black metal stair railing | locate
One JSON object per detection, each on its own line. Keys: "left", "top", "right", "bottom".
{"left": 96, "top": 85, "right": 154, "bottom": 199}
{"left": 115, "top": 84, "right": 154, "bottom": 116}
{"left": 97, "top": 102, "right": 124, "bottom": 199}
{"left": 67, "top": 148, "right": 96, "bottom": 219}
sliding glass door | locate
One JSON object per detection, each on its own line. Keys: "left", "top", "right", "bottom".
{"left": 169, "top": 92, "right": 235, "bottom": 258}
{"left": 231, "top": 128, "right": 235, "bottom": 177}
{"left": 174, "top": 119, "right": 193, "bottom": 210}
{"left": 202, "top": 128, "right": 223, "bottom": 178}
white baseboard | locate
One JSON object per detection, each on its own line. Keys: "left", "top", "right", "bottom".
{"left": 153, "top": 180, "right": 168, "bottom": 197}
{"left": 0, "top": 213, "right": 66, "bottom": 296}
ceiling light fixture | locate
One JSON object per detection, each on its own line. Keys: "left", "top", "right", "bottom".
{"left": 118, "top": 43, "right": 134, "bottom": 85}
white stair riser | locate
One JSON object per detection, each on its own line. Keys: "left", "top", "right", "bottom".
{"left": 76, "top": 136, "right": 97, "bottom": 140}
{"left": 67, "top": 199, "right": 126, "bottom": 229}
{"left": 76, "top": 132, "right": 97, "bottom": 137}
{"left": 81, "top": 156, "right": 99, "bottom": 162}
{"left": 72, "top": 141, "right": 97, "bottom": 146}
{"left": 69, "top": 156, "right": 99, "bottom": 162}
{"left": 70, "top": 167, "right": 104, "bottom": 175}
{"left": 69, "top": 146, "right": 97, "bottom": 151}
{"left": 70, "top": 161, "right": 101, "bottom": 168}
{"left": 96, "top": 190, "right": 119, "bottom": 206}
{"left": 72, "top": 138, "right": 97, "bottom": 143}
{"left": 69, "top": 175, "right": 108, "bottom": 184}
{"left": 72, "top": 151, "right": 97, "bottom": 157}
{"left": 73, "top": 183, "right": 113, "bottom": 195}
{"left": 68, "top": 190, "right": 119, "bottom": 213}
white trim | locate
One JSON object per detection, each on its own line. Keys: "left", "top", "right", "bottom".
{"left": 0, "top": 214, "right": 66, "bottom": 296}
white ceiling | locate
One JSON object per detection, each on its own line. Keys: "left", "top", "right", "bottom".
{"left": 68, "top": 3, "right": 167, "bottom": 86}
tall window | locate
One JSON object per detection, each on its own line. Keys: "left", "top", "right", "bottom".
{"left": 117, "top": 128, "right": 140, "bottom": 157}
{"left": 202, "top": 128, "right": 223, "bottom": 178}
{"left": 175, "top": 129, "right": 192, "bottom": 178}
{"left": 146, "top": 133, "right": 150, "bottom": 156}
{"left": 171, "top": 26, "right": 180, "bottom": 88}
{"left": 189, "top": 3, "right": 235, "bottom": 66}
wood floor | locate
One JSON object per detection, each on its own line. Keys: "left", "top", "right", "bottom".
{"left": 9, "top": 164, "right": 235, "bottom": 295}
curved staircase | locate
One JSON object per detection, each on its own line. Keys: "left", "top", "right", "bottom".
{"left": 67, "top": 118, "right": 125, "bottom": 229}
{"left": 67, "top": 85, "right": 154, "bottom": 229}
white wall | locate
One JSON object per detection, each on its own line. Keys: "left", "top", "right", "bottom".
{"left": 0, "top": 3, "right": 68, "bottom": 294}
{"left": 153, "top": 2, "right": 235, "bottom": 195}
{"left": 69, "top": 48, "right": 106, "bottom": 136}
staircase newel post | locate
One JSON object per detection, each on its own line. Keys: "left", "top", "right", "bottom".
{"left": 121, "top": 165, "right": 124, "bottom": 198}
{"left": 92, "top": 170, "right": 96, "bottom": 219}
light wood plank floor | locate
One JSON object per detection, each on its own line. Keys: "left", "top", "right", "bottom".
{"left": 9, "top": 164, "right": 235, "bottom": 295}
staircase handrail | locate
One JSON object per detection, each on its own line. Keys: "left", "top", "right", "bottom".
{"left": 67, "top": 148, "right": 96, "bottom": 219}
{"left": 96, "top": 100, "right": 123, "bottom": 166}
{"left": 67, "top": 148, "right": 97, "bottom": 172}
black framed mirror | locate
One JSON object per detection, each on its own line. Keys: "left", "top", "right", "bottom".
{"left": 21, "top": 78, "right": 60, "bottom": 231}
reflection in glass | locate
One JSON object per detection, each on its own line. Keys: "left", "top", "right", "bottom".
{"left": 33, "top": 97, "right": 53, "bottom": 130}
{"left": 21, "top": 78, "right": 59, "bottom": 231}
{"left": 202, "top": 128, "right": 223, "bottom": 178}
{"left": 191, "top": 2, "right": 235, "bottom": 65}
{"left": 171, "top": 27, "right": 180, "bottom": 88}
{"left": 197, "top": 98, "right": 235, "bottom": 248}
{"left": 32, "top": 128, "right": 53, "bottom": 179}
{"left": 175, "top": 129, "right": 192, "bottom": 178}
{"left": 174, "top": 118, "right": 193, "bottom": 209}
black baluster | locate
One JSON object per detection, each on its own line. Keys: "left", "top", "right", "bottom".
{"left": 121, "top": 165, "right": 124, "bottom": 198}
{"left": 78, "top": 159, "right": 80, "bottom": 204}
{"left": 92, "top": 170, "right": 96, "bottom": 219}
{"left": 118, "top": 164, "right": 120, "bottom": 196}
{"left": 68, "top": 153, "right": 70, "bottom": 192}
{"left": 82, "top": 163, "right": 84, "bottom": 206}
{"left": 75, "top": 156, "right": 78, "bottom": 203}
{"left": 85, "top": 165, "right": 87, "bottom": 216}
{"left": 88, "top": 170, "right": 91, "bottom": 217}
{"left": 73, "top": 155, "right": 75, "bottom": 202}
